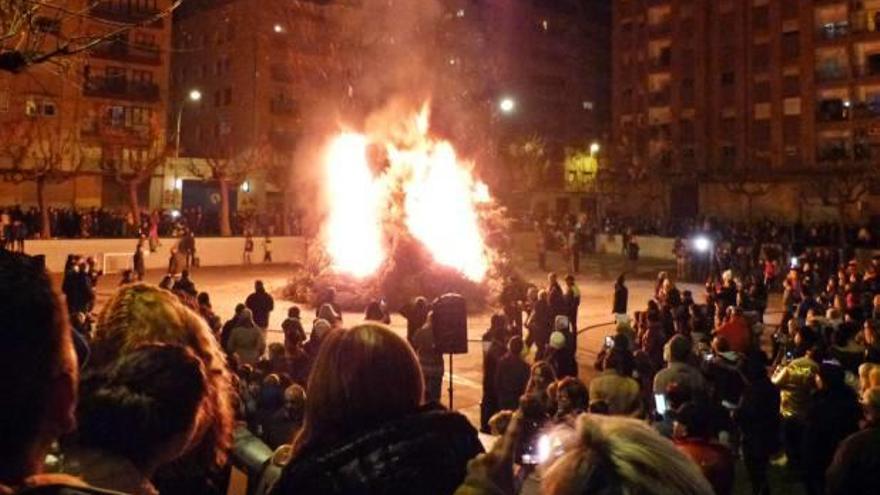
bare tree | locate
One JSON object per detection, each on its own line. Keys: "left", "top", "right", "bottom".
{"left": 188, "top": 143, "right": 270, "bottom": 236}
{"left": 0, "top": 116, "right": 85, "bottom": 238}
{"left": 1, "top": 1, "right": 182, "bottom": 73}
{"left": 99, "top": 115, "right": 170, "bottom": 221}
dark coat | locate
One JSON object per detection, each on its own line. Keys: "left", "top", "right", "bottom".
{"left": 613, "top": 283, "right": 628, "bottom": 314}
{"left": 495, "top": 353, "right": 531, "bottom": 411}
{"left": 801, "top": 387, "right": 861, "bottom": 485}
{"left": 548, "top": 282, "right": 566, "bottom": 318}
{"left": 246, "top": 290, "right": 275, "bottom": 328}
{"left": 825, "top": 424, "right": 880, "bottom": 495}
{"left": 270, "top": 408, "right": 483, "bottom": 495}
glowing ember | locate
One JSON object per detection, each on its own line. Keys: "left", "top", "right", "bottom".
{"left": 322, "top": 106, "right": 489, "bottom": 281}
{"left": 324, "top": 133, "right": 385, "bottom": 278}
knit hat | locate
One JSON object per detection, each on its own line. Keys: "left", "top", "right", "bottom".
{"left": 549, "top": 331, "right": 567, "bottom": 350}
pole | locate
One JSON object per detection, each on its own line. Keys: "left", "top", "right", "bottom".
{"left": 447, "top": 353, "right": 454, "bottom": 410}
{"left": 175, "top": 104, "right": 183, "bottom": 159}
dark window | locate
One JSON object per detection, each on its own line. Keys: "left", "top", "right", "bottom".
{"left": 782, "top": 32, "right": 800, "bottom": 62}
{"left": 752, "top": 120, "right": 771, "bottom": 149}
{"left": 753, "top": 81, "right": 771, "bottom": 102}
{"left": 783, "top": 75, "right": 800, "bottom": 97}
{"left": 721, "top": 71, "right": 735, "bottom": 85}
{"left": 783, "top": 116, "right": 800, "bottom": 143}
{"left": 753, "top": 6, "right": 769, "bottom": 30}
{"left": 223, "top": 88, "right": 232, "bottom": 105}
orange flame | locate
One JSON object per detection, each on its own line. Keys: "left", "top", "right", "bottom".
{"left": 322, "top": 106, "right": 489, "bottom": 281}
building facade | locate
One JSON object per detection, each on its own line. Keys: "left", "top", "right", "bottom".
{"left": 612, "top": 0, "right": 880, "bottom": 221}
{"left": 0, "top": 0, "right": 173, "bottom": 211}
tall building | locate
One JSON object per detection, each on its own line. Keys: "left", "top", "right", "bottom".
{"left": 0, "top": 1, "right": 173, "bottom": 210}
{"left": 490, "top": 0, "right": 612, "bottom": 175}
{"left": 612, "top": 0, "right": 880, "bottom": 220}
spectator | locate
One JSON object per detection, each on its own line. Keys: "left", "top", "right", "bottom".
{"left": 364, "top": 300, "right": 391, "bottom": 324}
{"left": 563, "top": 274, "right": 580, "bottom": 334}
{"left": 0, "top": 251, "right": 86, "bottom": 491}
{"left": 672, "top": 402, "right": 735, "bottom": 495}
{"left": 413, "top": 311, "right": 444, "bottom": 404}
{"left": 197, "top": 292, "right": 222, "bottom": 336}
{"left": 525, "top": 289, "right": 552, "bottom": 358}
{"left": 554, "top": 376, "right": 589, "bottom": 423}
{"left": 179, "top": 229, "right": 196, "bottom": 269}
{"left": 89, "top": 284, "right": 235, "bottom": 494}
{"left": 480, "top": 314, "right": 508, "bottom": 432}
{"left": 825, "top": 387, "right": 880, "bottom": 495}
{"left": 221, "top": 303, "right": 246, "bottom": 350}
{"left": 653, "top": 334, "right": 706, "bottom": 397}
{"left": 68, "top": 344, "right": 208, "bottom": 495}
{"left": 771, "top": 331, "right": 821, "bottom": 470}
{"left": 400, "top": 296, "right": 430, "bottom": 344}
{"left": 524, "top": 361, "right": 557, "bottom": 414}
{"left": 261, "top": 384, "right": 306, "bottom": 449}
{"left": 714, "top": 306, "right": 751, "bottom": 354}
{"left": 227, "top": 308, "right": 266, "bottom": 366}
{"left": 801, "top": 361, "right": 861, "bottom": 495}
{"left": 547, "top": 272, "right": 566, "bottom": 319}
{"left": 281, "top": 306, "right": 306, "bottom": 350}
{"left": 246, "top": 280, "right": 275, "bottom": 330}
{"left": 494, "top": 336, "right": 530, "bottom": 411}
{"left": 172, "top": 269, "right": 197, "bottom": 297}
{"left": 735, "top": 353, "right": 781, "bottom": 495}
{"left": 263, "top": 236, "right": 273, "bottom": 263}
{"left": 589, "top": 348, "right": 642, "bottom": 416}
{"left": 612, "top": 273, "right": 628, "bottom": 315}
{"left": 133, "top": 241, "right": 145, "bottom": 281}
{"left": 457, "top": 413, "right": 712, "bottom": 495}
{"left": 243, "top": 234, "right": 254, "bottom": 264}
{"left": 864, "top": 319, "right": 880, "bottom": 363}
{"left": 270, "top": 324, "right": 482, "bottom": 495}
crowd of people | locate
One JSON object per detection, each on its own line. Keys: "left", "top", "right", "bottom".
{"left": 5, "top": 239, "right": 880, "bottom": 495}
{"left": 0, "top": 205, "right": 302, "bottom": 241}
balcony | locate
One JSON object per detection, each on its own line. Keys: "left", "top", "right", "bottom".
{"left": 815, "top": 22, "right": 849, "bottom": 41}
{"left": 90, "top": 2, "right": 164, "bottom": 28}
{"left": 852, "top": 101, "right": 880, "bottom": 119}
{"left": 80, "top": 120, "right": 153, "bottom": 143}
{"left": 850, "top": 12, "right": 880, "bottom": 36}
{"left": 83, "top": 77, "right": 160, "bottom": 102}
{"left": 816, "top": 99, "right": 850, "bottom": 122}
{"left": 270, "top": 98, "right": 299, "bottom": 117}
{"left": 815, "top": 67, "right": 850, "bottom": 83}
{"left": 90, "top": 41, "right": 161, "bottom": 65}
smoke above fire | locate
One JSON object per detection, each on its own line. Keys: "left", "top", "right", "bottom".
{"left": 323, "top": 104, "right": 490, "bottom": 281}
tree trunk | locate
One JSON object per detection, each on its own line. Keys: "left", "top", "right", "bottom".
{"left": 37, "top": 178, "right": 51, "bottom": 239}
{"left": 128, "top": 180, "right": 141, "bottom": 226}
{"left": 219, "top": 178, "right": 232, "bottom": 236}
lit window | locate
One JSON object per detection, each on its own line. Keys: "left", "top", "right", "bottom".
{"left": 582, "top": 101, "right": 594, "bottom": 110}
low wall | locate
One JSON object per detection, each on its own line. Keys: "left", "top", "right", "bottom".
{"left": 23, "top": 236, "right": 307, "bottom": 273}
{"left": 595, "top": 234, "right": 677, "bottom": 260}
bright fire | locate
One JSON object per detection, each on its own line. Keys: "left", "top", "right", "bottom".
{"left": 323, "top": 106, "right": 490, "bottom": 281}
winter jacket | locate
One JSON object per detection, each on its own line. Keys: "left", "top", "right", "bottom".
{"left": 825, "top": 424, "right": 880, "bottom": 495}
{"left": 270, "top": 408, "right": 483, "bottom": 495}
{"left": 246, "top": 290, "right": 275, "bottom": 328}
{"left": 227, "top": 324, "right": 266, "bottom": 365}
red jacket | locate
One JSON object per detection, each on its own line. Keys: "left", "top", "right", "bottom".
{"left": 715, "top": 316, "right": 750, "bottom": 353}
{"left": 674, "top": 438, "right": 735, "bottom": 495}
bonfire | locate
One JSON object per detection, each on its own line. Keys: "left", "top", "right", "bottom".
{"left": 286, "top": 104, "right": 514, "bottom": 311}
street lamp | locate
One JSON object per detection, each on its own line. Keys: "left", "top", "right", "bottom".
{"left": 175, "top": 88, "right": 202, "bottom": 159}
{"left": 590, "top": 142, "right": 601, "bottom": 155}
{"left": 499, "top": 97, "right": 516, "bottom": 114}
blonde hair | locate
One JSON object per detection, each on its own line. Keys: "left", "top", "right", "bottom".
{"left": 90, "top": 284, "right": 234, "bottom": 466}
{"left": 542, "top": 414, "right": 713, "bottom": 495}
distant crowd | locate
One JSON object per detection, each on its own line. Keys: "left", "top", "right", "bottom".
{"left": 0, "top": 205, "right": 302, "bottom": 242}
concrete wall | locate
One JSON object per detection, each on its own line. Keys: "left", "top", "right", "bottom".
{"left": 23, "top": 236, "right": 307, "bottom": 273}
{"left": 512, "top": 231, "right": 677, "bottom": 261}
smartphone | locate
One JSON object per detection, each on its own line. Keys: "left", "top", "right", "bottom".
{"left": 703, "top": 351, "right": 713, "bottom": 362}
{"left": 604, "top": 335, "right": 615, "bottom": 348}
{"left": 654, "top": 393, "right": 668, "bottom": 415}
{"left": 785, "top": 350, "right": 794, "bottom": 361}
{"left": 521, "top": 434, "right": 551, "bottom": 465}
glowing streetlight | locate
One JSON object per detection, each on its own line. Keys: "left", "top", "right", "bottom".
{"left": 590, "top": 142, "right": 600, "bottom": 155}
{"left": 499, "top": 97, "right": 516, "bottom": 114}
{"left": 188, "top": 89, "right": 202, "bottom": 102}
{"left": 693, "top": 236, "right": 711, "bottom": 253}
{"left": 273, "top": 24, "right": 284, "bottom": 33}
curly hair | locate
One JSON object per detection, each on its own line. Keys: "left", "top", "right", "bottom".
{"left": 90, "top": 283, "right": 234, "bottom": 467}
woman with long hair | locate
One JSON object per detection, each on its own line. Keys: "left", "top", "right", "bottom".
{"left": 88, "top": 283, "right": 235, "bottom": 495}
{"left": 68, "top": 344, "right": 209, "bottom": 495}
{"left": 271, "top": 323, "right": 482, "bottom": 495}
